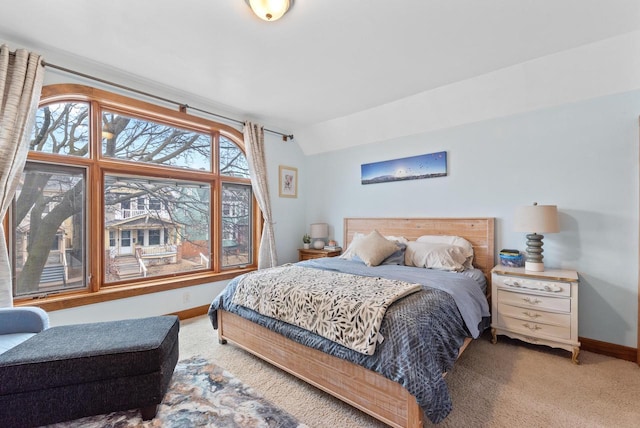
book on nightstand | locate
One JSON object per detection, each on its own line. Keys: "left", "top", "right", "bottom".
{"left": 324, "top": 246, "right": 342, "bottom": 251}
{"left": 499, "top": 248, "right": 524, "bottom": 267}
{"left": 499, "top": 249, "right": 520, "bottom": 255}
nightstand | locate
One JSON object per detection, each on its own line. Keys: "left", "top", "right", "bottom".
{"left": 491, "top": 265, "right": 580, "bottom": 364}
{"left": 298, "top": 248, "right": 341, "bottom": 261}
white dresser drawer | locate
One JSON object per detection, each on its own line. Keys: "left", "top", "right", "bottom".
{"left": 498, "top": 302, "right": 571, "bottom": 327}
{"left": 497, "top": 313, "right": 571, "bottom": 340}
{"left": 497, "top": 289, "right": 570, "bottom": 313}
{"left": 493, "top": 274, "right": 570, "bottom": 297}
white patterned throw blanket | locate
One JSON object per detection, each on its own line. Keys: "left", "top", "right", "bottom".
{"left": 231, "top": 264, "right": 422, "bottom": 355}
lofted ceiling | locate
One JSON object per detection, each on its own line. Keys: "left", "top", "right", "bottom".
{"left": 1, "top": 0, "right": 639, "bottom": 153}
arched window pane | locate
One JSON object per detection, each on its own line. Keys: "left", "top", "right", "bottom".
{"left": 220, "top": 136, "right": 250, "bottom": 178}
{"left": 102, "top": 111, "right": 211, "bottom": 171}
{"left": 31, "top": 102, "right": 90, "bottom": 157}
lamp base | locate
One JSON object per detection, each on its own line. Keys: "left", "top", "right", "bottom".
{"left": 524, "top": 233, "right": 545, "bottom": 272}
{"left": 525, "top": 261, "right": 545, "bottom": 272}
{"left": 313, "top": 240, "right": 325, "bottom": 249}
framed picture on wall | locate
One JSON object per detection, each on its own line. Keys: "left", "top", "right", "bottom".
{"left": 279, "top": 165, "right": 298, "bottom": 198}
{"left": 361, "top": 151, "right": 447, "bottom": 185}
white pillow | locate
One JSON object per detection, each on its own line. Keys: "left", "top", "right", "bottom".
{"left": 416, "top": 235, "right": 474, "bottom": 268}
{"left": 405, "top": 241, "right": 468, "bottom": 272}
{"left": 384, "top": 235, "right": 409, "bottom": 244}
{"left": 340, "top": 232, "right": 365, "bottom": 260}
{"left": 341, "top": 230, "right": 400, "bottom": 267}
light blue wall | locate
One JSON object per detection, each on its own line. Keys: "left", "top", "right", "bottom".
{"left": 304, "top": 91, "right": 640, "bottom": 348}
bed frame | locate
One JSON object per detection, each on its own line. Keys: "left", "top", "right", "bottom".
{"left": 217, "top": 217, "right": 494, "bottom": 428}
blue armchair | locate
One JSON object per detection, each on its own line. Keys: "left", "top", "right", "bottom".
{"left": 0, "top": 306, "right": 49, "bottom": 354}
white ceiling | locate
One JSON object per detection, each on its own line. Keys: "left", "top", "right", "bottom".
{"left": 1, "top": 0, "right": 639, "bottom": 152}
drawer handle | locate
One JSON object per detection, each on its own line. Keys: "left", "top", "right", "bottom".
{"left": 522, "top": 297, "right": 542, "bottom": 305}
{"left": 523, "top": 311, "right": 541, "bottom": 319}
{"left": 523, "top": 323, "right": 542, "bottom": 331}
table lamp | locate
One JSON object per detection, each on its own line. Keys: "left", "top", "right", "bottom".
{"left": 514, "top": 202, "right": 559, "bottom": 272}
{"left": 310, "top": 223, "right": 329, "bottom": 250}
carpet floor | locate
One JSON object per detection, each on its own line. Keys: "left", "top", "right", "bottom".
{"left": 179, "top": 315, "right": 640, "bottom": 428}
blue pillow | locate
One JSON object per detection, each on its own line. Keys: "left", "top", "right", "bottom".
{"left": 381, "top": 242, "right": 406, "bottom": 265}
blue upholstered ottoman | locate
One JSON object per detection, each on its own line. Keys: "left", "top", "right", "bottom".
{"left": 0, "top": 315, "right": 179, "bottom": 427}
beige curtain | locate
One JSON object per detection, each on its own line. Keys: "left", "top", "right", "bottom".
{"left": 0, "top": 45, "right": 45, "bottom": 307}
{"left": 244, "top": 122, "right": 277, "bottom": 269}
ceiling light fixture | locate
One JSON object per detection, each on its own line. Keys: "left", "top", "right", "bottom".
{"left": 247, "top": 0, "right": 291, "bottom": 21}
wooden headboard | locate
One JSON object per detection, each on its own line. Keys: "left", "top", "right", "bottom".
{"left": 343, "top": 217, "right": 495, "bottom": 285}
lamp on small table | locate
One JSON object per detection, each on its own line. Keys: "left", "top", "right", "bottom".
{"left": 310, "top": 223, "right": 328, "bottom": 250}
{"left": 514, "top": 202, "right": 559, "bottom": 272}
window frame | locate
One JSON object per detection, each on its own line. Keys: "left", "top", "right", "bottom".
{"left": 8, "top": 84, "right": 260, "bottom": 311}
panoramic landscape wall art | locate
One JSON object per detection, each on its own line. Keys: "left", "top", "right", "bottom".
{"left": 361, "top": 151, "right": 447, "bottom": 185}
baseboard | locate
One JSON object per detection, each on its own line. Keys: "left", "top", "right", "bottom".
{"left": 171, "top": 304, "right": 209, "bottom": 320}
{"left": 579, "top": 336, "right": 638, "bottom": 363}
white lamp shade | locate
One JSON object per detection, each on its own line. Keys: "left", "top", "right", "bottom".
{"left": 310, "top": 223, "right": 329, "bottom": 239}
{"left": 248, "top": 0, "right": 290, "bottom": 21}
{"left": 514, "top": 204, "right": 560, "bottom": 234}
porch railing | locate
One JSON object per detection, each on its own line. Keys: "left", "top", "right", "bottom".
{"left": 200, "top": 252, "right": 210, "bottom": 268}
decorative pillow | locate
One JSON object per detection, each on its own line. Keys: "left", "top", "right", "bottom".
{"left": 405, "top": 241, "right": 468, "bottom": 272}
{"left": 352, "top": 242, "right": 407, "bottom": 265}
{"left": 343, "top": 230, "right": 400, "bottom": 267}
{"left": 339, "top": 232, "right": 409, "bottom": 265}
{"left": 416, "top": 235, "right": 474, "bottom": 268}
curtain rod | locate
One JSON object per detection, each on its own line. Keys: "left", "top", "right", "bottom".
{"left": 31, "top": 58, "right": 294, "bottom": 141}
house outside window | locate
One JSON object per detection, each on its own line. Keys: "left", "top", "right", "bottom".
{"left": 8, "top": 84, "right": 258, "bottom": 303}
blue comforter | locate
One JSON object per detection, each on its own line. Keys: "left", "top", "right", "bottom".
{"left": 208, "top": 258, "right": 490, "bottom": 423}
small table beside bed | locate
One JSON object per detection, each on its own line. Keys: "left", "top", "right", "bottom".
{"left": 209, "top": 217, "right": 495, "bottom": 427}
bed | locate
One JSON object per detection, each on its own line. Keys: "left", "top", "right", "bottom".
{"left": 209, "top": 217, "right": 494, "bottom": 427}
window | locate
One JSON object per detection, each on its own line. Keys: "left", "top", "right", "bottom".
{"left": 222, "top": 183, "right": 252, "bottom": 267}
{"left": 120, "top": 231, "right": 132, "bottom": 249}
{"left": 148, "top": 230, "right": 161, "bottom": 246}
{"left": 148, "top": 198, "right": 162, "bottom": 212}
{"left": 8, "top": 84, "right": 257, "bottom": 303}
{"left": 12, "top": 163, "right": 86, "bottom": 295}
{"left": 103, "top": 174, "right": 213, "bottom": 283}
